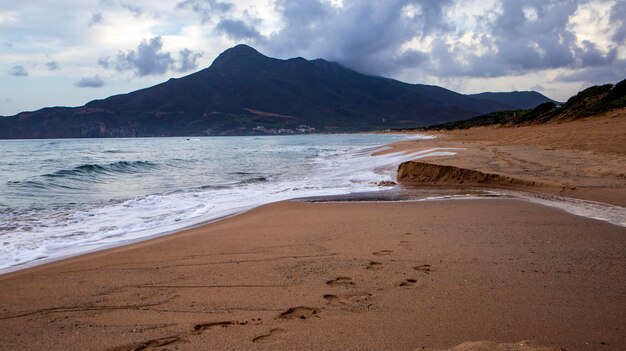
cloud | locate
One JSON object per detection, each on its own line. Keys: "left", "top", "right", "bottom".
{"left": 121, "top": 3, "right": 142, "bottom": 17}
{"left": 97, "top": 56, "right": 111, "bottom": 69}
{"left": 75, "top": 76, "right": 105, "bottom": 88}
{"left": 177, "top": 48, "right": 203, "bottom": 72}
{"left": 8, "top": 65, "right": 28, "bottom": 76}
{"left": 113, "top": 36, "right": 175, "bottom": 76}
{"left": 555, "top": 59, "right": 626, "bottom": 84}
{"left": 254, "top": 0, "right": 454, "bottom": 75}
{"left": 530, "top": 84, "right": 545, "bottom": 92}
{"left": 46, "top": 61, "right": 60, "bottom": 71}
{"left": 88, "top": 13, "right": 103, "bottom": 26}
{"left": 215, "top": 19, "right": 261, "bottom": 40}
{"left": 246, "top": 0, "right": 623, "bottom": 84}
{"left": 610, "top": 1, "right": 626, "bottom": 45}
{"left": 176, "top": 0, "right": 233, "bottom": 23}
{"left": 100, "top": 37, "right": 203, "bottom": 76}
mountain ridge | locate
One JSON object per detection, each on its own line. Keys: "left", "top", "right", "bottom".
{"left": 0, "top": 44, "right": 554, "bottom": 139}
{"left": 421, "top": 79, "right": 626, "bottom": 131}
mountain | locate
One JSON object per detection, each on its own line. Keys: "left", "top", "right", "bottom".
{"left": 468, "top": 91, "right": 559, "bottom": 110}
{"left": 422, "top": 79, "right": 626, "bottom": 130}
{"left": 0, "top": 44, "right": 554, "bottom": 139}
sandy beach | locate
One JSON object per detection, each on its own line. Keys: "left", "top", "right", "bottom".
{"left": 1, "top": 112, "right": 625, "bottom": 351}
{"left": 378, "top": 109, "right": 626, "bottom": 207}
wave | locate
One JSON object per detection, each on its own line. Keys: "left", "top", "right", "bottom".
{"left": 7, "top": 161, "right": 160, "bottom": 190}
{"left": 43, "top": 161, "right": 159, "bottom": 178}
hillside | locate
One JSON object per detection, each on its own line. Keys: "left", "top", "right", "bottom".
{"left": 0, "top": 45, "right": 554, "bottom": 139}
{"left": 424, "top": 79, "right": 626, "bottom": 130}
{"left": 468, "top": 91, "right": 557, "bottom": 110}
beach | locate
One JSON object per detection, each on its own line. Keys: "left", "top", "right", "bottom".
{"left": 1, "top": 200, "right": 625, "bottom": 351}
{"left": 1, "top": 112, "right": 625, "bottom": 351}
{"left": 379, "top": 109, "right": 626, "bottom": 207}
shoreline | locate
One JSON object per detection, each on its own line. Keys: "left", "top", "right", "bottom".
{"left": 0, "top": 133, "right": 428, "bottom": 275}
{"left": 4, "top": 182, "right": 623, "bottom": 277}
{"left": 6, "top": 112, "right": 624, "bottom": 276}
{"left": 3, "top": 118, "right": 625, "bottom": 274}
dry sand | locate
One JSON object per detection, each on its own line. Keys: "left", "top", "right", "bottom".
{"left": 378, "top": 109, "right": 626, "bottom": 206}
{"left": 1, "top": 111, "right": 625, "bottom": 351}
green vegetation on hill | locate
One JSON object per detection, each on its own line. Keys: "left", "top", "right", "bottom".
{"left": 424, "top": 79, "right": 626, "bottom": 130}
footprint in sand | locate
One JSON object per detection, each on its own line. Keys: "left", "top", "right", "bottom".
{"left": 193, "top": 321, "right": 234, "bottom": 334}
{"left": 123, "top": 335, "right": 184, "bottom": 350}
{"left": 373, "top": 250, "right": 393, "bottom": 256}
{"left": 366, "top": 261, "right": 383, "bottom": 270}
{"left": 323, "top": 292, "right": 372, "bottom": 307}
{"left": 399, "top": 279, "right": 417, "bottom": 287}
{"left": 278, "top": 306, "right": 320, "bottom": 320}
{"left": 413, "top": 264, "right": 433, "bottom": 274}
{"left": 323, "top": 294, "right": 341, "bottom": 303}
{"left": 252, "top": 328, "right": 288, "bottom": 343}
{"left": 326, "top": 276, "right": 354, "bottom": 287}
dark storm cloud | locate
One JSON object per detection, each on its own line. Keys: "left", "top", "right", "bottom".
{"left": 176, "top": 0, "right": 233, "bottom": 23}
{"left": 100, "top": 37, "right": 203, "bottom": 76}
{"left": 256, "top": 0, "right": 453, "bottom": 75}
{"left": 555, "top": 59, "right": 626, "bottom": 83}
{"left": 575, "top": 42, "right": 618, "bottom": 67}
{"left": 215, "top": 19, "right": 261, "bottom": 40}
{"left": 75, "top": 76, "right": 105, "bottom": 88}
{"left": 416, "top": 1, "right": 584, "bottom": 78}
{"left": 46, "top": 61, "right": 60, "bottom": 71}
{"left": 242, "top": 0, "right": 623, "bottom": 83}
{"left": 610, "top": 1, "right": 626, "bottom": 45}
{"left": 8, "top": 65, "right": 28, "bottom": 76}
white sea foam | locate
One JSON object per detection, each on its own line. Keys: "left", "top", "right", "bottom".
{"left": 410, "top": 191, "right": 626, "bottom": 227}
{"left": 498, "top": 190, "right": 626, "bottom": 227}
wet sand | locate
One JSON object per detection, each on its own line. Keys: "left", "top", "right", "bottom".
{"left": 1, "top": 111, "right": 625, "bottom": 350}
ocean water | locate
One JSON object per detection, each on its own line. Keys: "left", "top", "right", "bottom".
{"left": 0, "top": 134, "right": 454, "bottom": 272}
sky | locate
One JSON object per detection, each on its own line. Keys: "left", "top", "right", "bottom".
{"left": 1, "top": 0, "right": 625, "bottom": 116}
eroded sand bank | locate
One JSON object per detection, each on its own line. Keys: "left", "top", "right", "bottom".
{"left": 379, "top": 109, "right": 626, "bottom": 206}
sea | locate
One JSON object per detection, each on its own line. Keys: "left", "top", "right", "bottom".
{"left": 0, "top": 134, "right": 455, "bottom": 273}
{"left": 1, "top": 134, "right": 624, "bottom": 274}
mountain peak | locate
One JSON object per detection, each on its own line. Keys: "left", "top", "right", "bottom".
{"left": 212, "top": 44, "right": 265, "bottom": 65}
